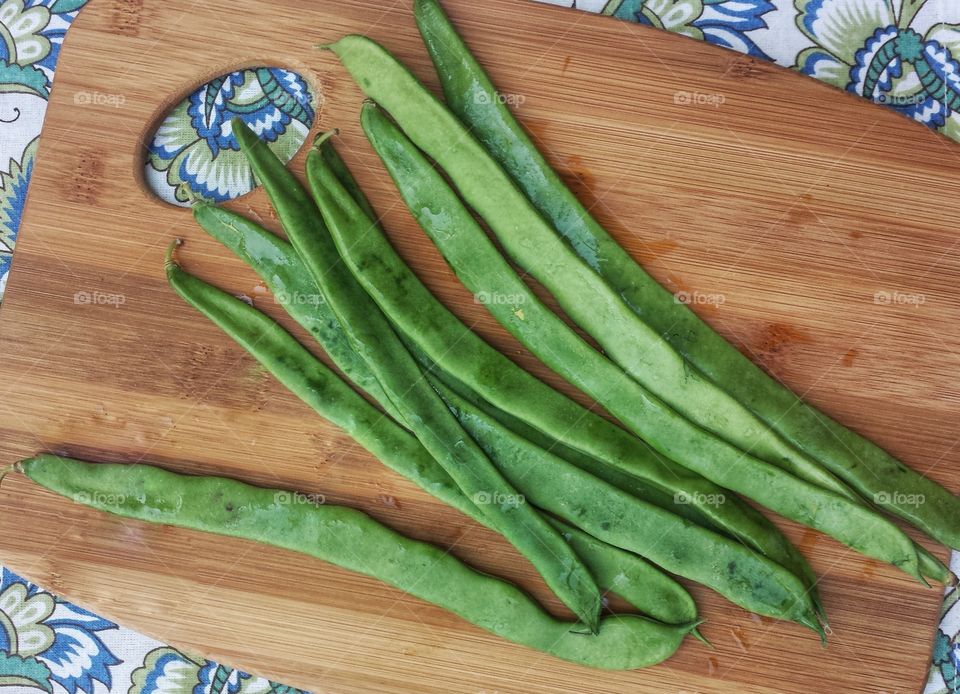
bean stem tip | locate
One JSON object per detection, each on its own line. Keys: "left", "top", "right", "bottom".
{"left": 164, "top": 238, "right": 183, "bottom": 271}
{"left": 0, "top": 461, "right": 22, "bottom": 487}
{"left": 313, "top": 130, "right": 339, "bottom": 150}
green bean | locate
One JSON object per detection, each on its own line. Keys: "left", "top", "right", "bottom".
{"left": 167, "top": 245, "right": 798, "bottom": 633}
{"left": 191, "top": 199, "right": 820, "bottom": 626}
{"left": 429, "top": 380, "right": 822, "bottom": 631}
{"left": 302, "top": 144, "right": 822, "bottom": 633}
{"left": 179, "top": 218, "right": 705, "bottom": 634}
{"left": 13, "top": 455, "right": 691, "bottom": 670}
{"left": 199, "top": 132, "right": 825, "bottom": 618}
{"left": 193, "top": 192, "right": 706, "bottom": 625}
{"left": 346, "top": 96, "right": 922, "bottom": 582}
{"left": 165, "top": 244, "right": 695, "bottom": 628}
{"left": 191, "top": 205, "right": 403, "bottom": 423}
{"left": 300, "top": 127, "right": 824, "bottom": 609}
{"left": 412, "top": 0, "right": 960, "bottom": 551}
{"left": 233, "top": 122, "right": 604, "bottom": 632}
{"left": 426, "top": 364, "right": 827, "bottom": 611}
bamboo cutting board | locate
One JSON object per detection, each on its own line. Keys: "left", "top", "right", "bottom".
{"left": 0, "top": 0, "right": 957, "bottom": 691}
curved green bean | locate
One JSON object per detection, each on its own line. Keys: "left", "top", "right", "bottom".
{"left": 412, "top": 0, "right": 960, "bottom": 551}
{"left": 303, "top": 144, "right": 823, "bottom": 632}
{"left": 426, "top": 364, "right": 827, "bottom": 607}
{"left": 191, "top": 205, "right": 403, "bottom": 423}
{"left": 165, "top": 244, "right": 696, "bottom": 627}
{"left": 357, "top": 102, "right": 946, "bottom": 586}
{"left": 193, "top": 197, "right": 824, "bottom": 622}
{"left": 348, "top": 96, "right": 922, "bottom": 581}
{"left": 14, "top": 455, "right": 691, "bottom": 670}
{"left": 304, "top": 126, "right": 823, "bottom": 606}
{"left": 430, "top": 381, "right": 821, "bottom": 630}
{"left": 231, "top": 121, "right": 604, "bottom": 632}
{"left": 167, "top": 250, "right": 812, "bottom": 632}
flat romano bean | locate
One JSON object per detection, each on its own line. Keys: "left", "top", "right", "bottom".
{"left": 192, "top": 197, "right": 820, "bottom": 623}
{"left": 412, "top": 0, "right": 960, "bottom": 551}
{"left": 13, "top": 455, "right": 691, "bottom": 670}
{"left": 299, "top": 128, "right": 823, "bottom": 610}
{"left": 192, "top": 204, "right": 403, "bottom": 423}
{"left": 165, "top": 246, "right": 697, "bottom": 628}
{"left": 304, "top": 139, "right": 794, "bottom": 584}
{"left": 302, "top": 153, "right": 827, "bottom": 630}
{"left": 430, "top": 380, "right": 822, "bottom": 631}
{"left": 294, "top": 144, "right": 824, "bottom": 631}
{"left": 192, "top": 193, "right": 705, "bottom": 625}
{"left": 348, "top": 97, "right": 923, "bottom": 581}
{"left": 426, "top": 364, "right": 826, "bottom": 608}
{"left": 232, "top": 121, "right": 604, "bottom": 632}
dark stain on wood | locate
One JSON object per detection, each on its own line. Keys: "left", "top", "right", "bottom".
{"left": 67, "top": 150, "right": 104, "bottom": 205}
{"left": 724, "top": 56, "right": 767, "bottom": 80}
{"left": 842, "top": 348, "right": 858, "bottom": 367}
{"left": 753, "top": 322, "right": 812, "bottom": 369}
{"left": 637, "top": 238, "right": 679, "bottom": 264}
{"left": 110, "top": 0, "right": 143, "bottom": 37}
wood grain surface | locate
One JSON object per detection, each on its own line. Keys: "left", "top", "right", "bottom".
{"left": 0, "top": 0, "right": 956, "bottom": 691}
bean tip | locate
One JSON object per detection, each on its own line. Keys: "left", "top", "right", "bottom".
{"left": 312, "top": 130, "right": 339, "bottom": 151}
{"left": 0, "top": 461, "right": 22, "bottom": 488}
{"left": 689, "top": 621, "right": 712, "bottom": 647}
{"left": 164, "top": 239, "right": 183, "bottom": 271}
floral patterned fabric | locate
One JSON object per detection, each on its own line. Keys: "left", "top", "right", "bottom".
{"left": 1, "top": 0, "right": 959, "bottom": 691}
{"left": 0, "top": 568, "right": 307, "bottom": 693}
{"left": 145, "top": 67, "right": 315, "bottom": 206}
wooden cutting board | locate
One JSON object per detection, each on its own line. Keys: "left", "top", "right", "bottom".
{"left": 0, "top": 0, "right": 956, "bottom": 691}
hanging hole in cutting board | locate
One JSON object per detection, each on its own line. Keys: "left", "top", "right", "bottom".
{"left": 142, "top": 67, "right": 318, "bottom": 207}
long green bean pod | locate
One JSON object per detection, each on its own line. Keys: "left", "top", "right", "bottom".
{"left": 193, "top": 200, "right": 826, "bottom": 622}
{"left": 166, "top": 245, "right": 820, "bottom": 632}
{"left": 412, "top": 0, "right": 960, "bottom": 551}
{"left": 430, "top": 381, "right": 822, "bottom": 629}
{"left": 347, "top": 96, "right": 922, "bottom": 581}
{"left": 301, "top": 143, "right": 824, "bottom": 632}
{"left": 193, "top": 195, "right": 710, "bottom": 625}
{"left": 14, "top": 455, "right": 692, "bottom": 670}
{"left": 191, "top": 205, "right": 404, "bottom": 423}
{"left": 165, "top": 243, "right": 696, "bottom": 628}
{"left": 231, "top": 121, "right": 604, "bottom": 632}
{"left": 248, "top": 129, "right": 824, "bottom": 606}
